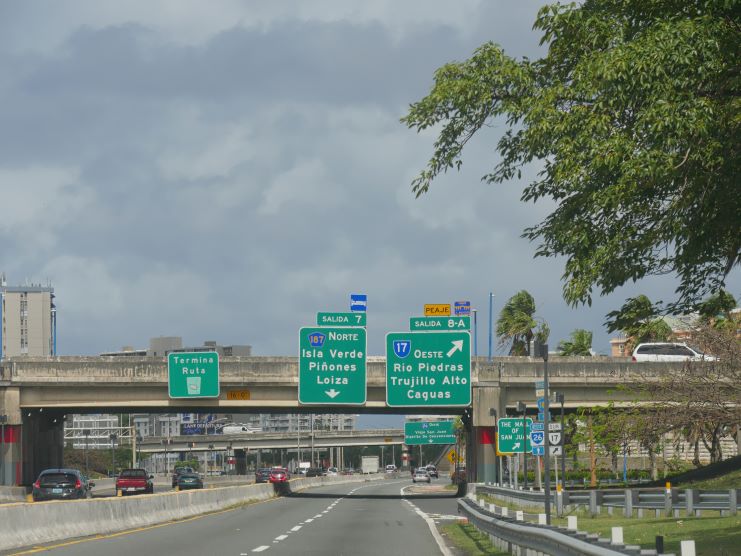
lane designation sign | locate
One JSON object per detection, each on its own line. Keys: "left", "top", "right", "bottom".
{"left": 299, "top": 327, "right": 367, "bottom": 405}
{"left": 385, "top": 331, "right": 471, "bottom": 407}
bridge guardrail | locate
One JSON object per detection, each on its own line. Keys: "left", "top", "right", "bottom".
{"left": 476, "top": 484, "right": 740, "bottom": 516}
{"left": 459, "top": 496, "right": 633, "bottom": 556}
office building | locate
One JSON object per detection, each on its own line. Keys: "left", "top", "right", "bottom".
{"left": 0, "top": 274, "right": 56, "bottom": 358}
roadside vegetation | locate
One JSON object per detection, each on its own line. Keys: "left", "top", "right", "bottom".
{"left": 440, "top": 522, "right": 508, "bottom": 556}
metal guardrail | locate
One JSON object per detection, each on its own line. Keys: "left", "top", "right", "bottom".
{"left": 459, "top": 497, "right": 632, "bottom": 556}
{"left": 476, "top": 484, "right": 740, "bottom": 514}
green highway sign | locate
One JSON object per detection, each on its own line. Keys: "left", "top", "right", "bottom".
{"left": 404, "top": 421, "right": 457, "bottom": 445}
{"left": 385, "top": 331, "right": 471, "bottom": 407}
{"left": 299, "top": 327, "right": 366, "bottom": 405}
{"left": 317, "top": 312, "right": 366, "bottom": 327}
{"left": 168, "top": 352, "right": 220, "bottom": 399}
{"left": 497, "top": 417, "right": 533, "bottom": 454}
{"left": 410, "top": 316, "right": 470, "bottom": 331}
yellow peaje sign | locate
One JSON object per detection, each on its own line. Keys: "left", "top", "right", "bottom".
{"left": 424, "top": 304, "right": 451, "bottom": 316}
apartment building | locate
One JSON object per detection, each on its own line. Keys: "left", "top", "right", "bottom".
{"left": 0, "top": 275, "right": 56, "bottom": 358}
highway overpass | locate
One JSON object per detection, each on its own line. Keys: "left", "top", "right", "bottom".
{"left": 1, "top": 355, "right": 680, "bottom": 484}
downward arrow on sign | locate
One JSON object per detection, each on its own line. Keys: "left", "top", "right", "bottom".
{"left": 447, "top": 340, "right": 464, "bottom": 357}
{"left": 325, "top": 389, "right": 340, "bottom": 398}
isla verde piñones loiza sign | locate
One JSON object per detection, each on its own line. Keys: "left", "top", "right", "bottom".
{"left": 385, "top": 331, "right": 471, "bottom": 407}
{"left": 299, "top": 326, "right": 367, "bottom": 405}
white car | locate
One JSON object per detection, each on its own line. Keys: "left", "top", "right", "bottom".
{"left": 385, "top": 465, "right": 397, "bottom": 474}
{"left": 412, "top": 469, "right": 431, "bottom": 483}
{"left": 326, "top": 467, "right": 338, "bottom": 476}
{"left": 631, "top": 342, "right": 715, "bottom": 362}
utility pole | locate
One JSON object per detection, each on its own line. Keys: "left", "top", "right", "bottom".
{"left": 488, "top": 293, "right": 494, "bottom": 361}
{"left": 110, "top": 433, "right": 117, "bottom": 477}
{"left": 537, "top": 341, "right": 552, "bottom": 525}
{"left": 517, "top": 402, "right": 528, "bottom": 489}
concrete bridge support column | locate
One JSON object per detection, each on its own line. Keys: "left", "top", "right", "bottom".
{"left": 21, "top": 409, "right": 65, "bottom": 486}
{"left": 473, "top": 385, "right": 505, "bottom": 484}
{"left": 0, "top": 386, "right": 23, "bottom": 486}
{"left": 234, "top": 448, "right": 247, "bottom": 475}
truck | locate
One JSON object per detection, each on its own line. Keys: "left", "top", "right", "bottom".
{"left": 115, "top": 468, "right": 154, "bottom": 495}
{"left": 361, "top": 455, "right": 380, "bottom": 474}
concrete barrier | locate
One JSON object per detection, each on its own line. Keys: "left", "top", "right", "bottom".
{"left": 0, "top": 473, "right": 386, "bottom": 551}
{"left": 0, "top": 485, "right": 28, "bottom": 503}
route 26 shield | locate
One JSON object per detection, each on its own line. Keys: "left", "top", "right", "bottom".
{"left": 393, "top": 340, "right": 411, "bottom": 358}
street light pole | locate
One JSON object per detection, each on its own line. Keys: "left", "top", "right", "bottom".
{"left": 488, "top": 293, "right": 494, "bottom": 362}
{"left": 517, "top": 402, "right": 527, "bottom": 489}
{"left": 472, "top": 309, "right": 478, "bottom": 358}
{"left": 538, "top": 342, "right": 552, "bottom": 525}
{"left": 556, "top": 392, "right": 565, "bottom": 486}
{"left": 83, "top": 429, "right": 90, "bottom": 478}
{"left": 110, "top": 433, "right": 118, "bottom": 477}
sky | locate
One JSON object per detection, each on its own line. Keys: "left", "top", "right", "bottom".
{"left": 1, "top": 0, "right": 739, "bottom": 373}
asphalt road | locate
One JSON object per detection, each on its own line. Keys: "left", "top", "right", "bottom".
{"left": 8, "top": 477, "right": 459, "bottom": 555}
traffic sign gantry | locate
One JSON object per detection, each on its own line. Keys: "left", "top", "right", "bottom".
{"left": 299, "top": 327, "right": 366, "bottom": 405}
{"left": 409, "top": 316, "right": 470, "bottom": 331}
{"left": 496, "top": 417, "right": 533, "bottom": 454}
{"left": 385, "top": 331, "right": 471, "bottom": 407}
{"left": 317, "top": 312, "right": 366, "bottom": 327}
{"left": 404, "top": 421, "right": 457, "bottom": 445}
{"left": 168, "top": 352, "right": 220, "bottom": 399}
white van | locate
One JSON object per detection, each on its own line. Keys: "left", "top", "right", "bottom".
{"left": 385, "top": 465, "right": 397, "bottom": 473}
{"left": 631, "top": 342, "right": 714, "bottom": 362}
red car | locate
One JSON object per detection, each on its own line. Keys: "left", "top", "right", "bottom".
{"left": 268, "top": 467, "right": 290, "bottom": 483}
{"left": 116, "top": 468, "right": 154, "bottom": 495}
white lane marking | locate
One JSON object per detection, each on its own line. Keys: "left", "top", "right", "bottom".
{"left": 252, "top": 546, "right": 270, "bottom": 553}
{"left": 313, "top": 514, "right": 322, "bottom": 518}
{"left": 305, "top": 518, "right": 314, "bottom": 523}
{"left": 274, "top": 535, "right": 288, "bottom": 541}
{"left": 322, "top": 510, "right": 329, "bottom": 514}
{"left": 399, "top": 484, "right": 453, "bottom": 556}
{"left": 290, "top": 525, "right": 302, "bottom": 532}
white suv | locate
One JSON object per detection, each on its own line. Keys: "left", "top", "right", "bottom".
{"left": 631, "top": 342, "right": 714, "bottom": 362}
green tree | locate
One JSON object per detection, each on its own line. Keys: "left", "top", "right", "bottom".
{"left": 605, "top": 295, "right": 672, "bottom": 348}
{"left": 496, "top": 290, "right": 539, "bottom": 355}
{"left": 698, "top": 290, "right": 738, "bottom": 331}
{"left": 402, "top": 1, "right": 740, "bottom": 312}
{"left": 558, "top": 329, "right": 593, "bottom": 356}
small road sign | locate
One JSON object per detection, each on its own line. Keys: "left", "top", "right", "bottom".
{"left": 424, "top": 304, "right": 451, "bottom": 316}
{"left": 350, "top": 294, "right": 367, "bottom": 312}
{"left": 409, "top": 316, "right": 470, "bottom": 331}
{"left": 530, "top": 431, "right": 545, "bottom": 447}
{"left": 497, "top": 418, "right": 533, "bottom": 454}
{"left": 168, "top": 352, "right": 220, "bottom": 399}
{"left": 226, "top": 390, "right": 250, "bottom": 401}
{"left": 447, "top": 449, "right": 463, "bottom": 464}
{"left": 454, "top": 301, "right": 471, "bottom": 316}
{"left": 537, "top": 397, "right": 545, "bottom": 411}
{"left": 385, "top": 331, "right": 471, "bottom": 407}
{"left": 549, "top": 432, "right": 562, "bottom": 446}
{"left": 404, "top": 421, "right": 456, "bottom": 445}
{"left": 531, "top": 422, "right": 544, "bottom": 432}
{"left": 299, "top": 326, "right": 366, "bottom": 405}
{"left": 532, "top": 446, "right": 545, "bottom": 456}
{"left": 548, "top": 422, "right": 562, "bottom": 431}
{"left": 317, "top": 312, "right": 366, "bottom": 326}
{"left": 549, "top": 446, "right": 563, "bottom": 456}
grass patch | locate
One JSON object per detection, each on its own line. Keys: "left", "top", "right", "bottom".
{"left": 677, "top": 468, "right": 741, "bottom": 490}
{"left": 444, "top": 484, "right": 459, "bottom": 491}
{"left": 440, "top": 523, "right": 508, "bottom": 556}
{"left": 552, "top": 510, "right": 740, "bottom": 556}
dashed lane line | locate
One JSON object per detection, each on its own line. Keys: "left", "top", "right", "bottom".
{"left": 252, "top": 546, "right": 270, "bottom": 552}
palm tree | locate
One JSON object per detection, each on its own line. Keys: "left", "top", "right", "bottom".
{"left": 496, "top": 290, "right": 538, "bottom": 355}
{"left": 558, "top": 329, "right": 593, "bottom": 356}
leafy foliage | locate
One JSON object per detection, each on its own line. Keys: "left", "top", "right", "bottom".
{"left": 496, "top": 290, "right": 542, "bottom": 355}
{"left": 558, "top": 328, "right": 593, "bottom": 355}
{"left": 402, "top": 1, "right": 741, "bottom": 311}
{"left": 605, "top": 294, "right": 672, "bottom": 347}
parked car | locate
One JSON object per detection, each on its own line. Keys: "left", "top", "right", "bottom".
{"left": 304, "top": 467, "right": 323, "bottom": 478}
{"left": 425, "top": 465, "right": 438, "bottom": 478}
{"left": 412, "top": 469, "right": 431, "bottom": 484}
{"left": 326, "top": 467, "right": 338, "bottom": 476}
{"left": 116, "top": 468, "right": 154, "bottom": 495}
{"left": 172, "top": 467, "right": 195, "bottom": 488}
{"left": 269, "top": 467, "right": 290, "bottom": 483}
{"left": 32, "top": 468, "right": 94, "bottom": 501}
{"left": 631, "top": 342, "right": 715, "bottom": 362}
{"left": 255, "top": 468, "right": 272, "bottom": 483}
{"left": 385, "top": 465, "right": 397, "bottom": 474}
{"left": 176, "top": 472, "right": 204, "bottom": 490}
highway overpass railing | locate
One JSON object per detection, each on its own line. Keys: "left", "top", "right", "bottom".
{"left": 475, "top": 484, "right": 739, "bottom": 517}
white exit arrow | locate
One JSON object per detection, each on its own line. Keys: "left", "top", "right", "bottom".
{"left": 325, "top": 389, "right": 340, "bottom": 399}
{"left": 447, "top": 340, "right": 464, "bottom": 357}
